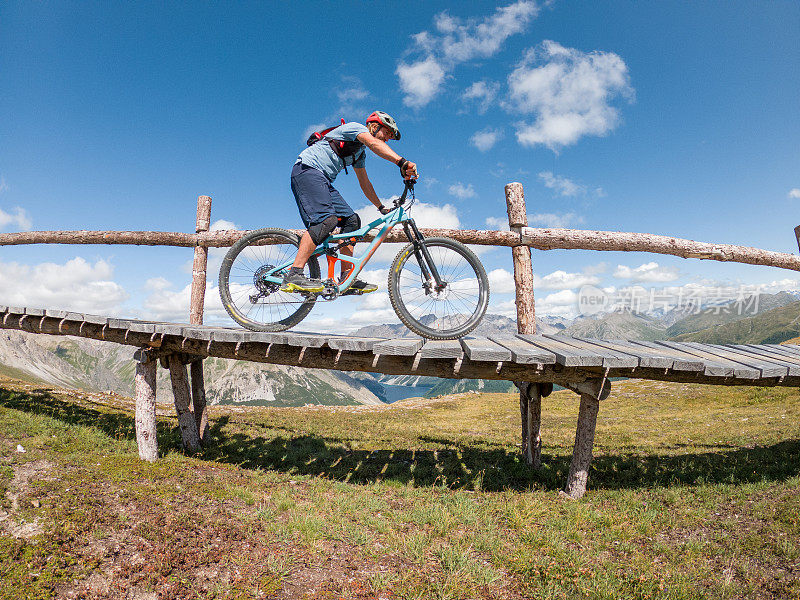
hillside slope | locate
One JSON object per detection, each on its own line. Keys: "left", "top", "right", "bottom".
{"left": 670, "top": 300, "right": 800, "bottom": 344}
{"left": 0, "top": 330, "right": 383, "bottom": 407}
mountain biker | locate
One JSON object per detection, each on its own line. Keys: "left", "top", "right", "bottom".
{"left": 281, "top": 110, "right": 418, "bottom": 294}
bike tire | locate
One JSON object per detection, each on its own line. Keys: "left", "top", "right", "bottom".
{"left": 219, "top": 228, "right": 320, "bottom": 332}
{"left": 388, "top": 237, "right": 489, "bottom": 340}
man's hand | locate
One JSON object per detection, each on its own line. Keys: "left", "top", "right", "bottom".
{"left": 397, "top": 158, "right": 418, "bottom": 180}
{"left": 378, "top": 205, "right": 393, "bottom": 215}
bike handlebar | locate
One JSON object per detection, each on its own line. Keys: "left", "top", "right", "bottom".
{"left": 394, "top": 178, "right": 417, "bottom": 207}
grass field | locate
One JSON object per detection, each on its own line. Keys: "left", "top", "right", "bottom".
{"left": 0, "top": 374, "right": 798, "bottom": 599}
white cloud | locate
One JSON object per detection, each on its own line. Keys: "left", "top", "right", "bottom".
{"left": 537, "top": 289, "right": 580, "bottom": 319}
{"left": 528, "top": 212, "right": 584, "bottom": 228}
{"left": 0, "top": 257, "right": 128, "bottom": 313}
{"left": 583, "top": 262, "right": 607, "bottom": 276}
{"left": 538, "top": 171, "right": 585, "bottom": 197}
{"left": 142, "top": 280, "right": 230, "bottom": 323}
{"left": 336, "top": 75, "right": 370, "bottom": 115}
{"left": 144, "top": 277, "right": 172, "bottom": 291}
{"left": 488, "top": 268, "right": 516, "bottom": 293}
{"left": 398, "top": 1, "right": 539, "bottom": 107}
{"left": 448, "top": 182, "right": 476, "bottom": 199}
{"left": 613, "top": 261, "right": 680, "bottom": 283}
{"left": 788, "top": 188, "right": 800, "bottom": 199}
{"left": 462, "top": 80, "right": 500, "bottom": 114}
{"left": 435, "top": 1, "right": 540, "bottom": 63}
{"left": 508, "top": 40, "right": 634, "bottom": 150}
{"left": 210, "top": 219, "right": 237, "bottom": 231}
{"left": 0, "top": 206, "right": 32, "bottom": 231}
{"left": 485, "top": 216, "right": 509, "bottom": 230}
{"left": 397, "top": 57, "right": 447, "bottom": 108}
{"left": 535, "top": 270, "right": 601, "bottom": 290}
{"left": 470, "top": 128, "right": 503, "bottom": 152}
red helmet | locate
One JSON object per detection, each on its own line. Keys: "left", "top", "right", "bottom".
{"left": 366, "top": 111, "right": 401, "bottom": 140}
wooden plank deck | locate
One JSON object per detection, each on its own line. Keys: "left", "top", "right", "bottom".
{"left": 2, "top": 306, "right": 800, "bottom": 387}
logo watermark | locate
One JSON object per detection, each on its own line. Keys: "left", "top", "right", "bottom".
{"left": 577, "top": 284, "right": 763, "bottom": 317}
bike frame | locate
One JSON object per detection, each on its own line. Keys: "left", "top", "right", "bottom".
{"left": 256, "top": 203, "right": 404, "bottom": 294}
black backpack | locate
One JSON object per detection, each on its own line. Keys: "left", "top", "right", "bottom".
{"left": 306, "top": 118, "right": 364, "bottom": 171}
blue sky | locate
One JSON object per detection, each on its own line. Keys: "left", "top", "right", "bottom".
{"left": 1, "top": 1, "right": 799, "bottom": 329}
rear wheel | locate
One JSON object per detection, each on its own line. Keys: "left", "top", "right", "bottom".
{"left": 218, "top": 228, "right": 320, "bottom": 331}
{"left": 388, "top": 237, "right": 489, "bottom": 339}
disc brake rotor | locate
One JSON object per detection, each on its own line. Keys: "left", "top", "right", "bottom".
{"left": 250, "top": 264, "right": 281, "bottom": 302}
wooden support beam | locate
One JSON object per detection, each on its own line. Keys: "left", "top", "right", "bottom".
{"left": 563, "top": 393, "right": 601, "bottom": 500}
{"left": 191, "top": 360, "right": 209, "bottom": 445}
{"left": 168, "top": 354, "right": 202, "bottom": 453}
{"left": 134, "top": 354, "right": 158, "bottom": 462}
{"left": 187, "top": 195, "right": 211, "bottom": 446}
{"left": 507, "top": 182, "right": 542, "bottom": 468}
{"left": 562, "top": 377, "right": 610, "bottom": 499}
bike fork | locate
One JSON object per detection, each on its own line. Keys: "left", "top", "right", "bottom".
{"left": 402, "top": 220, "right": 445, "bottom": 291}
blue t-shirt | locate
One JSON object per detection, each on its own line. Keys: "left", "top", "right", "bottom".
{"left": 297, "top": 122, "right": 368, "bottom": 182}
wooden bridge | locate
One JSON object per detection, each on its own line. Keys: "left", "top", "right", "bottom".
{"left": 3, "top": 182, "right": 800, "bottom": 498}
{"left": 4, "top": 304, "right": 800, "bottom": 498}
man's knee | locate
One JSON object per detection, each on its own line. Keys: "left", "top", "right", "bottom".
{"left": 339, "top": 213, "right": 361, "bottom": 234}
{"left": 308, "top": 215, "right": 339, "bottom": 245}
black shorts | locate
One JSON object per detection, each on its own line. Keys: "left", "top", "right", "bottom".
{"left": 290, "top": 162, "right": 355, "bottom": 228}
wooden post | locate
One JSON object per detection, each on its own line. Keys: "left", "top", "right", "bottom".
{"left": 563, "top": 393, "right": 601, "bottom": 499}
{"left": 505, "top": 182, "right": 536, "bottom": 334}
{"left": 506, "top": 182, "right": 542, "bottom": 468}
{"left": 188, "top": 195, "right": 211, "bottom": 445}
{"left": 169, "top": 354, "right": 202, "bottom": 453}
{"left": 134, "top": 353, "right": 158, "bottom": 462}
{"left": 191, "top": 360, "right": 209, "bottom": 444}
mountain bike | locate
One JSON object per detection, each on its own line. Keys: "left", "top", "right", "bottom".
{"left": 218, "top": 180, "right": 489, "bottom": 339}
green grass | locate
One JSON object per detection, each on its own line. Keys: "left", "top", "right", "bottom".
{"left": 0, "top": 374, "right": 799, "bottom": 599}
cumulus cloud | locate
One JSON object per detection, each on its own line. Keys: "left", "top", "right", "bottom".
{"left": 537, "top": 289, "right": 581, "bottom": 318}
{"left": 448, "top": 182, "right": 476, "bottom": 199}
{"left": 485, "top": 216, "right": 509, "bottom": 230}
{"left": 535, "top": 270, "right": 601, "bottom": 290}
{"left": 528, "top": 212, "right": 584, "bottom": 228}
{"left": 789, "top": 188, "right": 800, "bottom": 199}
{"left": 462, "top": 80, "right": 500, "bottom": 114}
{"left": 336, "top": 75, "right": 369, "bottom": 111}
{"left": 210, "top": 219, "right": 237, "bottom": 231}
{"left": 0, "top": 257, "right": 128, "bottom": 313}
{"left": 488, "top": 268, "right": 516, "bottom": 293}
{"left": 508, "top": 40, "right": 634, "bottom": 150}
{"left": 397, "top": 1, "right": 539, "bottom": 107}
{"left": 143, "top": 280, "right": 229, "bottom": 323}
{"left": 397, "top": 57, "right": 447, "bottom": 108}
{"left": 538, "top": 171, "right": 585, "bottom": 197}
{"left": 470, "top": 127, "right": 503, "bottom": 152}
{"left": 0, "top": 206, "right": 32, "bottom": 231}
{"left": 613, "top": 261, "right": 680, "bottom": 283}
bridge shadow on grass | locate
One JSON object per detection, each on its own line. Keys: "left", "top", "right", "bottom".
{"left": 2, "top": 386, "right": 799, "bottom": 493}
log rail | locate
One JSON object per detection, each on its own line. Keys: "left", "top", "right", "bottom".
{"left": 2, "top": 227, "right": 799, "bottom": 271}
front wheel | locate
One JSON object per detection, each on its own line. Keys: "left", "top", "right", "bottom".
{"left": 388, "top": 237, "right": 489, "bottom": 339}
{"left": 219, "top": 228, "right": 320, "bottom": 331}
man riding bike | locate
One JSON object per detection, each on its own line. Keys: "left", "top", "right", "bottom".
{"left": 282, "top": 110, "right": 419, "bottom": 294}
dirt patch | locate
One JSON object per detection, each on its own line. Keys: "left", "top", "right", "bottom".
{"left": 0, "top": 458, "right": 53, "bottom": 539}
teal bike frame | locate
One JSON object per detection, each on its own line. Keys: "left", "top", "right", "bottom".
{"left": 259, "top": 181, "right": 441, "bottom": 297}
